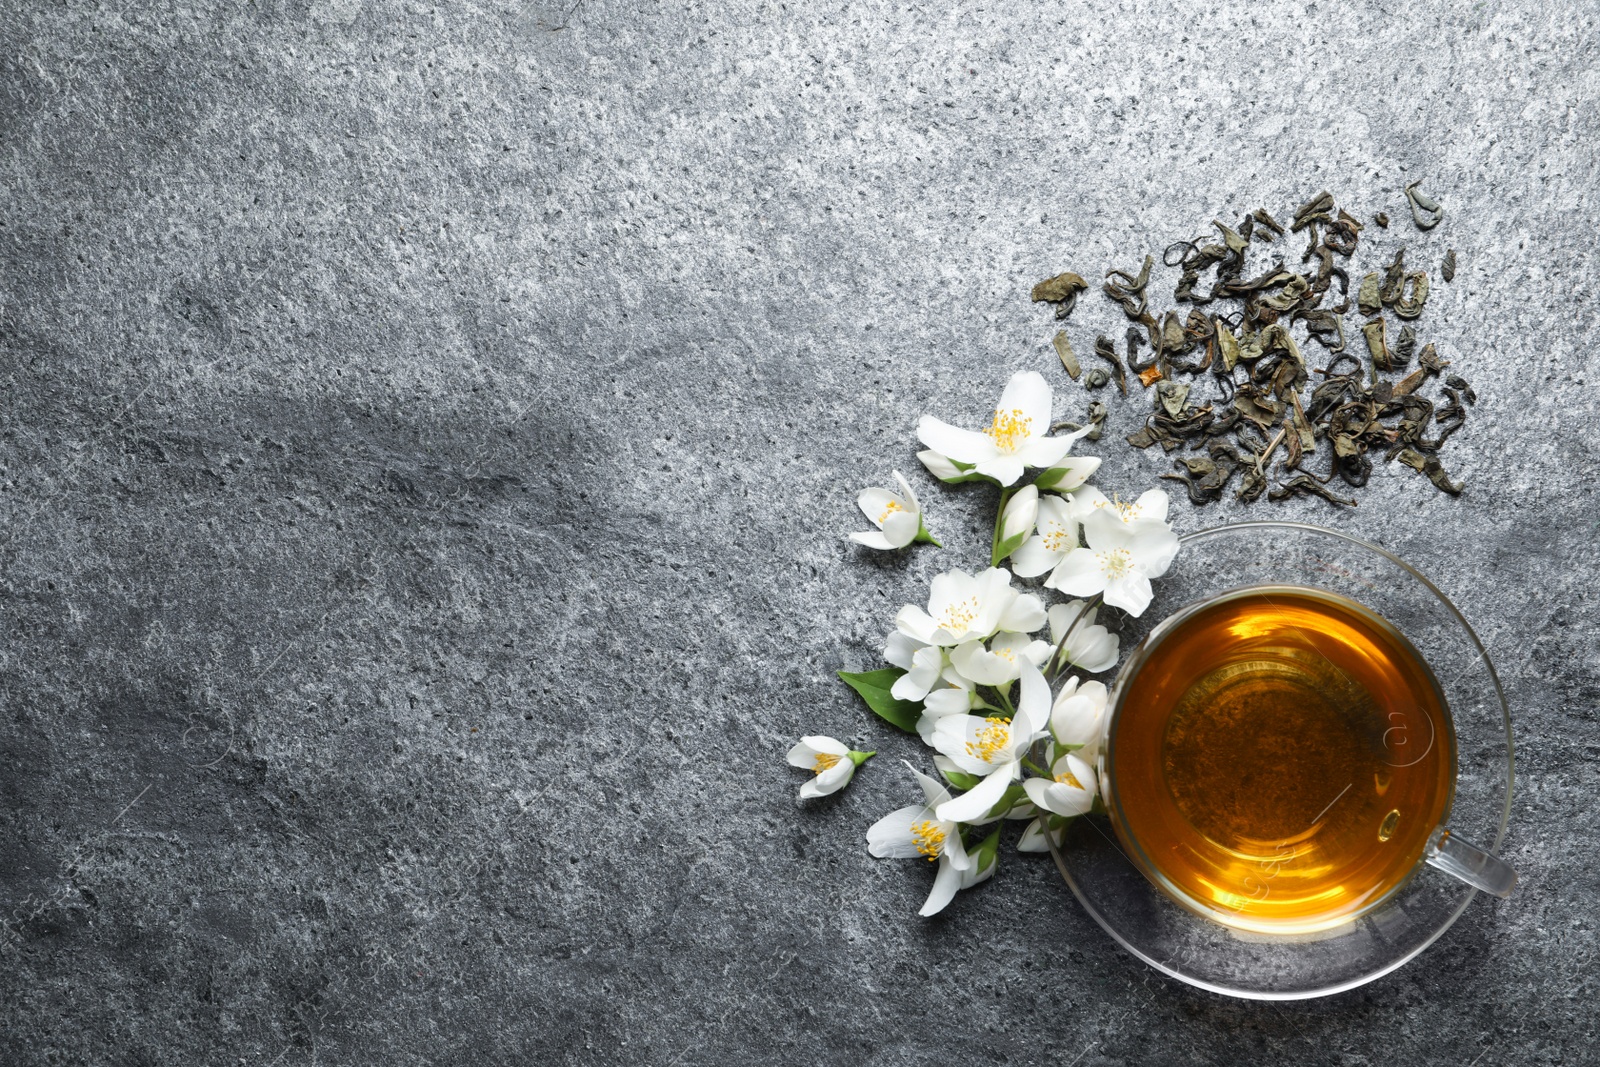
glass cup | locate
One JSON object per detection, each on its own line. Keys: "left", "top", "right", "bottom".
{"left": 1044, "top": 521, "right": 1515, "bottom": 999}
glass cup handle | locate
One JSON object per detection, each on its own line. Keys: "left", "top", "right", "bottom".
{"left": 1425, "top": 828, "right": 1517, "bottom": 898}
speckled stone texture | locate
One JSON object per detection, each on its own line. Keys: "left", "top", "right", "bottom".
{"left": 1, "top": 1, "right": 1596, "bottom": 1063}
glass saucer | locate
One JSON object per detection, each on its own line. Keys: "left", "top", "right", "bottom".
{"left": 1044, "top": 521, "right": 1513, "bottom": 1000}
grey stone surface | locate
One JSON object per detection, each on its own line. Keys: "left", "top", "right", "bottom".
{"left": 1, "top": 1, "right": 1596, "bottom": 1063}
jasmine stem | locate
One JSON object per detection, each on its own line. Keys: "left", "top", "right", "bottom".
{"left": 1022, "top": 756, "right": 1052, "bottom": 778}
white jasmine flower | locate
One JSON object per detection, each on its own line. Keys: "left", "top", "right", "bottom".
{"left": 1017, "top": 818, "right": 1056, "bottom": 853}
{"left": 884, "top": 631, "right": 949, "bottom": 702}
{"left": 1048, "top": 675, "right": 1110, "bottom": 763}
{"left": 866, "top": 762, "right": 973, "bottom": 917}
{"left": 1046, "top": 506, "right": 1180, "bottom": 617}
{"left": 949, "top": 631, "right": 1054, "bottom": 687}
{"left": 916, "top": 371, "right": 1091, "bottom": 487}
{"left": 850, "top": 470, "right": 937, "bottom": 550}
{"left": 1070, "top": 486, "right": 1175, "bottom": 534}
{"left": 1045, "top": 600, "right": 1120, "bottom": 674}
{"left": 894, "top": 567, "right": 1047, "bottom": 648}
{"left": 1023, "top": 751, "right": 1098, "bottom": 818}
{"left": 930, "top": 661, "right": 1053, "bottom": 823}
{"left": 786, "top": 736, "right": 873, "bottom": 799}
{"left": 1010, "top": 494, "right": 1080, "bottom": 578}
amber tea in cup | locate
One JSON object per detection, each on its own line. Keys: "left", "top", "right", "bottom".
{"left": 1104, "top": 585, "right": 1456, "bottom": 934}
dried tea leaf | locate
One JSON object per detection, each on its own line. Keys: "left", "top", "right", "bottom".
{"left": 1292, "top": 191, "right": 1335, "bottom": 232}
{"left": 1052, "top": 331, "right": 1081, "bottom": 379}
{"left": 1093, "top": 334, "right": 1127, "bottom": 395}
{"left": 1259, "top": 273, "right": 1311, "bottom": 312}
{"left": 1418, "top": 343, "right": 1449, "bottom": 373}
{"left": 1378, "top": 246, "right": 1407, "bottom": 306}
{"left": 1397, "top": 450, "right": 1463, "bottom": 495}
{"left": 1393, "top": 324, "right": 1417, "bottom": 367}
{"left": 1441, "top": 249, "right": 1456, "bottom": 282}
{"left": 1392, "top": 271, "right": 1430, "bottom": 320}
{"left": 1446, "top": 375, "right": 1477, "bottom": 405}
{"left": 1363, "top": 318, "right": 1395, "bottom": 371}
{"left": 1374, "top": 211, "right": 1390, "bottom": 228}
{"left": 1138, "top": 365, "right": 1165, "bottom": 388}
{"left": 1084, "top": 368, "right": 1111, "bottom": 390}
{"left": 1269, "top": 474, "right": 1357, "bottom": 507}
{"left": 1405, "top": 181, "right": 1444, "bottom": 230}
{"left": 1032, "top": 272, "right": 1089, "bottom": 310}
{"left": 1216, "top": 321, "right": 1241, "bottom": 369}
{"left": 1126, "top": 425, "right": 1158, "bottom": 449}
{"left": 1357, "top": 272, "right": 1382, "bottom": 316}
{"left": 1158, "top": 380, "right": 1191, "bottom": 418}
{"left": 1252, "top": 208, "right": 1285, "bottom": 237}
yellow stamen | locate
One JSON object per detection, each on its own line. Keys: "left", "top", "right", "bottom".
{"left": 938, "top": 595, "right": 979, "bottom": 636}
{"left": 812, "top": 752, "right": 842, "bottom": 775}
{"left": 878, "top": 499, "right": 906, "bottom": 525}
{"left": 1092, "top": 493, "right": 1141, "bottom": 522}
{"left": 1041, "top": 521, "right": 1073, "bottom": 552}
{"left": 982, "top": 407, "right": 1033, "bottom": 454}
{"left": 1055, "top": 768, "right": 1085, "bottom": 789}
{"left": 1098, "top": 547, "right": 1133, "bottom": 578}
{"left": 966, "top": 716, "right": 1011, "bottom": 764}
{"left": 912, "top": 820, "right": 945, "bottom": 861}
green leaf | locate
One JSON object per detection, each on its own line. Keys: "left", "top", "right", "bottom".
{"left": 837, "top": 668, "right": 922, "bottom": 733}
{"left": 991, "top": 529, "right": 1028, "bottom": 567}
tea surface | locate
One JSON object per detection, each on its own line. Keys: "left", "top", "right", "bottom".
{"left": 1109, "top": 586, "right": 1455, "bottom": 933}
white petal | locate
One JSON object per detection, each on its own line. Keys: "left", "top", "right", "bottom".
{"left": 960, "top": 572, "right": 1011, "bottom": 639}
{"left": 803, "top": 735, "right": 850, "bottom": 756}
{"left": 784, "top": 739, "right": 821, "bottom": 768}
{"left": 1014, "top": 661, "right": 1051, "bottom": 736}
{"left": 1000, "top": 485, "right": 1039, "bottom": 542}
{"left": 996, "top": 370, "right": 1052, "bottom": 433}
{"left": 1066, "top": 627, "right": 1120, "bottom": 673}
{"left": 856, "top": 487, "right": 899, "bottom": 527}
{"left": 892, "top": 470, "right": 921, "bottom": 516}
{"left": 923, "top": 687, "right": 976, "bottom": 716}
{"left": 917, "top": 416, "right": 998, "bottom": 464}
{"left": 1063, "top": 753, "right": 1099, "bottom": 800}
{"left": 1103, "top": 571, "right": 1155, "bottom": 617}
{"left": 920, "top": 855, "right": 965, "bottom": 916}
{"left": 867, "top": 805, "right": 931, "bottom": 858}
{"left": 895, "top": 605, "right": 940, "bottom": 644}
{"left": 800, "top": 759, "right": 856, "bottom": 798}
{"left": 1017, "top": 818, "right": 1050, "bottom": 853}
{"left": 974, "top": 455, "right": 1025, "bottom": 486}
{"left": 883, "top": 631, "right": 923, "bottom": 671}
{"left": 1126, "top": 519, "right": 1181, "bottom": 576}
{"left": 934, "top": 765, "right": 1015, "bottom": 823}
{"left": 1080, "top": 507, "right": 1134, "bottom": 552}
{"left": 917, "top": 449, "right": 964, "bottom": 482}
{"left": 1048, "top": 600, "right": 1095, "bottom": 645}
{"left": 997, "top": 592, "right": 1047, "bottom": 634}
{"left": 905, "top": 761, "right": 953, "bottom": 809}
{"left": 1133, "top": 488, "right": 1169, "bottom": 523}
{"left": 928, "top": 714, "right": 1000, "bottom": 775}
{"left": 892, "top": 645, "right": 945, "bottom": 701}
{"left": 1044, "top": 548, "right": 1107, "bottom": 597}
{"left": 1010, "top": 535, "right": 1061, "bottom": 578}
{"left": 849, "top": 530, "right": 898, "bottom": 550}
{"left": 1044, "top": 455, "right": 1102, "bottom": 492}
{"left": 881, "top": 510, "right": 920, "bottom": 549}
{"left": 1017, "top": 434, "right": 1073, "bottom": 470}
